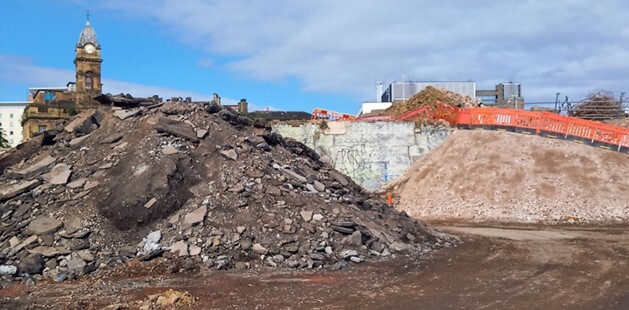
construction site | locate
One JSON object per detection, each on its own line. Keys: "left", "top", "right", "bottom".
{"left": 0, "top": 86, "right": 628, "bottom": 309}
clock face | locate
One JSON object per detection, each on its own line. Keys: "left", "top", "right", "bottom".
{"left": 85, "top": 44, "right": 95, "bottom": 54}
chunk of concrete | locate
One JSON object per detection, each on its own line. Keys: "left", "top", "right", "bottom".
{"left": 154, "top": 118, "right": 199, "bottom": 143}
{"left": 0, "top": 179, "right": 41, "bottom": 201}
{"left": 170, "top": 240, "right": 189, "bottom": 257}
{"left": 196, "top": 128, "right": 208, "bottom": 139}
{"left": 26, "top": 216, "right": 63, "bottom": 235}
{"left": 220, "top": 149, "right": 238, "bottom": 161}
{"left": 12, "top": 156, "right": 56, "bottom": 177}
{"left": 49, "top": 163, "right": 72, "bottom": 185}
{"left": 69, "top": 134, "right": 91, "bottom": 147}
{"left": 184, "top": 205, "right": 207, "bottom": 225}
{"left": 67, "top": 178, "right": 87, "bottom": 189}
{"left": 162, "top": 146, "right": 178, "bottom": 155}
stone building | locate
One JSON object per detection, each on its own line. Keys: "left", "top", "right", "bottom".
{"left": 21, "top": 19, "right": 103, "bottom": 141}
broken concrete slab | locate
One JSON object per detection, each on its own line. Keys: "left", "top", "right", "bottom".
{"left": 300, "top": 210, "right": 313, "bottom": 222}
{"left": 48, "top": 163, "right": 72, "bottom": 185}
{"left": 162, "top": 146, "right": 178, "bottom": 155}
{"left": 196, "top": 128, "right": 208, "bottom": 139}
{"left": 98, "top": 163, "right": 113, "bottom": 170}
{"left": 154, "top": 117, "right": 199, "bottom": 143}
{"left": 8, "top": 235, "right": 38, "bottom": 257}
{"left": 0, "top": 179, "right": 41, "bottom": 202}
{"left": 112, "top": 141, "right": 129, "bottom": 151}
{"left": 170, "top": 240, "right": 189, "bottom": 257}
{"left": 26, "top": 216, "right": 63, "bottom": 235}
{"left": 184, "top": 205, "right": 207, "bottom": 225}
{"left": 11, "top": 156, "right": 56, "bottom": 178}
{"left": 65, "top": 109, "right": 97, "bottom": 133}
{"left": 101, "top": 133, "right": 124, "bottom": 144}
{"left": 189, "top": 245, "right": 202, "bottom": 256}
{"left": 67, "top": 178, "right": 87, "bottom": 189}
{"left": 220, "top": 149, "right": 238, "bottom": 161}
{"left": 28, "top": 246, "right": 61, "bottom": 258}
{"left": 84, "top": 180, "right": 99, "bottom": 191}
{"left": 313, "top": 180, "right": 326, "bottom": 192}
{"left": 69, "top": 134, "right": 92, "bottom": 147}
{"left": 281, "top": 168, "right": 307, "bottom": 183}
{"left": 114, "top": 109, "right": 141, "bottom": 120}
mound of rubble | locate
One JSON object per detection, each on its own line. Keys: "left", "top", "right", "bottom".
{"left": 0, "top": 100, "right": 454, "bottom": 282}
{"left": 386, "top": 86, "right": 480, "bottom": 116}
{"left": 389, "top": 130, "right": 629, "bottom": 224}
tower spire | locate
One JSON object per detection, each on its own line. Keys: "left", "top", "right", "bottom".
{"left": 86, "top": 10, "right": 90, "bottom": 22}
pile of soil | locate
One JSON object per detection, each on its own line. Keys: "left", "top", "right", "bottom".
{"left": 388, "top": 130, "right": 629, "bottom": 224}
{"left": 386, "top": 86, "right": 480, "bottom": 116}
{"left": 0, "top": 101, "right": 454, "bottom": 282}
{"left": 603, "top": 117, "right": 629, "bottom": 128}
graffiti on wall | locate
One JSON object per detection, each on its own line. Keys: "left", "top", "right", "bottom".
{"left": 333, "top": 147, "right": 395, "bottom": 190}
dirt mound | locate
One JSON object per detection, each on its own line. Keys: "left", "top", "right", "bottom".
{"left": 388, "top": 130, "right": 629, "bottom": 224}
{"left": 386, "top": 86, "right": 480, "bottom": 116}
{"left": 0, "top": 102, "right": 454, "bottom": 282}
{"left": 604, "top": 117, "right": 629, "bottom": 128}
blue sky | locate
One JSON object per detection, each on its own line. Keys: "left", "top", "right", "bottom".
{"left": 1, "top": 0, "right": 628, "bottom": 113}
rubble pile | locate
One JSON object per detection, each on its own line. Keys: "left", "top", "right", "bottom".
{"left": 569, "top": 90, "right": 627, "bottom": 120}
{"left": 386, "top": 86, "right": 480, "bottom": 116}
{"left": 388, "top": 130, "right": 629, "bottom": 224}
{"left": 0, "top": 101, "right": 454, "bottom": 282}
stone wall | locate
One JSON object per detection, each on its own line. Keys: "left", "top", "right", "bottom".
{"left": 272, "top": 122, "right": 450, "bottom": 191}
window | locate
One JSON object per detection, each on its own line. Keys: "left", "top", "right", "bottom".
{"left": 85, "top": 72, "right": 93, "bottom": 90}
{"left": 9, "top": 131, "right": 13, "bottom": 136}
{"left": 38, "top": 125, "right": 47, "bottom": 132}
{"left": 38, "top": 107, "right": 48, "bottom": 113}
{"left": 9, "top": 113, "right": 13, "bottom": 118}
{"left": 9, "top": 122, "right": 13, "bottom": 127}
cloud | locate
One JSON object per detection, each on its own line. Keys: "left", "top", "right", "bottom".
{"left": 87, "top": 0, "right": 628, "bottom": 103}
{"left": 0, "top": 54, "right": 290, "bottom": 110}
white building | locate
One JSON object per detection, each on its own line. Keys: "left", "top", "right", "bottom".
{"left": 0, "top": 102, "right": 29, "bottom": 148}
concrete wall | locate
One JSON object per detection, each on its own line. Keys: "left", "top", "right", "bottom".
{"left": 273, "top": 121, "right": 450, "bottom": 191}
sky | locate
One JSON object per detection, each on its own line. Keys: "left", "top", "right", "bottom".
{"left": 1, "top": 0, "right": 628, "bottom": 114}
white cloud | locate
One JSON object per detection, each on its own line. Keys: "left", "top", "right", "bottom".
{"left": 85, "top": 0, "right": 628, "bottom": 103}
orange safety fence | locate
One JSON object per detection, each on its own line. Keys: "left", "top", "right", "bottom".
{"left": 314, "top": 102, "right": 629, "bottom": 152}
{"left": 451, "top": 105, "right": 629, "bottom": 153}
{"left": 312, "top": 108, "right": 356, "bottom": 121}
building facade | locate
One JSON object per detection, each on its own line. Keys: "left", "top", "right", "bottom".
{"left": 21, "top": 19, "right": 103, "bottom": 142}
{"left": 0, "top": 102, "right": 29, "bottom": 147}
{"left": 475, "top": 82, "right": 524, "bottom": 109}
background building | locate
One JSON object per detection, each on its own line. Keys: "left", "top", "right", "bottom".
{"left": 0, "top": 102, "right": 29, "bottom": 147}
{"left": 475, "top": 82, "right": 524, "bottom": 109}
{"left": 381, "top": 81, "right": 476, "bottom": 102}
{"left": 21, "top": 19, "right": 103, "bottom": 142}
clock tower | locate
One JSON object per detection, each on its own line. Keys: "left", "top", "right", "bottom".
{"left": 74, "top": 18, "right": 102, "bottom": 106}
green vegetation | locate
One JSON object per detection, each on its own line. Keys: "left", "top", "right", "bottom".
{"left": 0, "top": 128, "right": 10, "bottom": 148}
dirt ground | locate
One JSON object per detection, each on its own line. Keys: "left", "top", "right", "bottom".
{"left": 1, "top": 224, "right": 627, "bottom": 310}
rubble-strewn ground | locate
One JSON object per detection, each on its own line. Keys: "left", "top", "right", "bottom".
{"left": 0, "top": 102, "right": 454, "bottom": 284}
{"left": 0, "top": 225, "right": 626, "bottom": 310}
{"left": 389, "top": 130, "right": 629, "bottom": 224}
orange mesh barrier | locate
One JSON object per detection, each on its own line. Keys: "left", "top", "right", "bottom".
{"left": 440, "top": 103, "right": 629, "bottom": 153}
